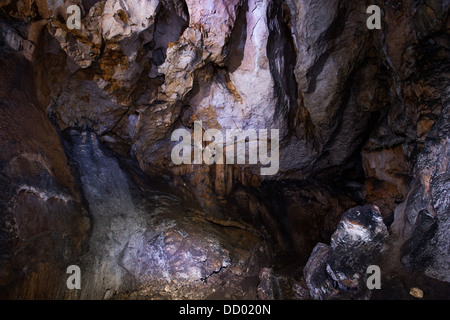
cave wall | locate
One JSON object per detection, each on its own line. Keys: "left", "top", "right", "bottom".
{"left": 0, "top": 0, "right": 448, "bottom": 299}
{"left": 0, "top": 47, "right": 89, "bottom": 299}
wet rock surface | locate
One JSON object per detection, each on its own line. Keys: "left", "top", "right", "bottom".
{"left": 304, "top": 243, "right": 337, "bottom": 300}
{"left": 303, "top": 205, "right": 388, "bottom": 299}
{"left": 327, "top": 205, "right": 388, "bottom": 289}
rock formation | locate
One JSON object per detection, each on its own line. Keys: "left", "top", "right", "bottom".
{"left": 0, "top": 0, "right": 449, "bottom": 299}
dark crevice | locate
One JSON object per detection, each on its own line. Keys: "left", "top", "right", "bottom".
{"left": 149, "top": 0, "right": 189, "bottom": 75}
{"left": 305, "top": 3, "right": 347, "bottom": 94}
{"left": 200, "top": 264, "right": 229, "bottom": 283}
{"left": 224, "top": 0, "right": 248, "bottom": 73}
{"left": 305, "top": 48, "right": 332, "bottom": 94}
{"left": 266, "top": 0, "right": 299, "bottom": 126}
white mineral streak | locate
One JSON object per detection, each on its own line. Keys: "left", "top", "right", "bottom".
{"left": 17, "top": 185, "right": 73, "bottom": 203}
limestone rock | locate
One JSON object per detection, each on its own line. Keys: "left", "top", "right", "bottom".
{"left": 398, "top": 109, "right": 450, "bottom": 282}
{"left": 385, "top": 11, "right": 450, "bottom": 283}
{"left": 257, "top": 268, "right": 281, "bottom": 300}
{"left": 303, "top": 243, "right": 337, "bottom": 300}
{"left": 0, "top": 52, "right": 89, "bottom": 299}
{"left": 326, "top": 205, "right": 388, "bottom": 288}
{"left": 65, "top": 130, "right": 268, "bottom": 299}
{"left": 281, "top": 0, "right": 383, "bottom": 175}
{"left": 304, "top": 205, "right": 389, "bottom": 299}
{"left": 0, "top": 0, "right": 449, "bottom": 300}
{"left": 0, "top": 20, "right": 35, "bottom": 61}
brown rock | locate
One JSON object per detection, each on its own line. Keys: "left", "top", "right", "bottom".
{"left": 0, "top": 52, "right": 89, "bottom": 299}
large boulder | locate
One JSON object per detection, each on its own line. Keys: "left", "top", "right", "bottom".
{"left": 327, "top": 205, "right": 389, "bottom": 288}
{"left": 304, "top": 205, "right": 389, "bottom": 299}
{"left": 0, "top": 50, "right": 90, "bottom": 299}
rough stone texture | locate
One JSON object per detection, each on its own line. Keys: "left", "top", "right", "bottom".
{"left": 256, "top": 266, "right": 307, "bottom": 300}
{"left": 65, "top": 130, "right": 270, "bottom": 299}
{"left": 361, "top": 0, "right": 449, "bottom": 217}
{"left": 376, "top": 0, "right": 450, "bottom": 283}
{"left": 396, "top": 98, "right": 450, "bottom": 282}
{"left": 304, "top": 205, "right": 388, "bottom": 299}
{"left": 326, "top": 205, "right": 388, "bottom": 288}
{"left": 0, "top": 49, "right": 89, "bottom": 299}
{"left": 303, "top": 243, "right": 337, "bottom": 300}
{"left": 281, "top": 0, "right": 387, "bottom": 175}
{"left": 0, "top": 0, "right": 449, "bottom": 300}
{"left": 0, "top": 0, "right": 393, "bottom": 181}
{"left": 257, "top": 267, "right": 281, "bottom": 300}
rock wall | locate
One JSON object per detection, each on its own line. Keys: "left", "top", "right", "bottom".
{"left": 0, "top": 0, "right": 448, "bottom": 299}
{"left": 0, "top": 47, "right": 89, "bottom": 299}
